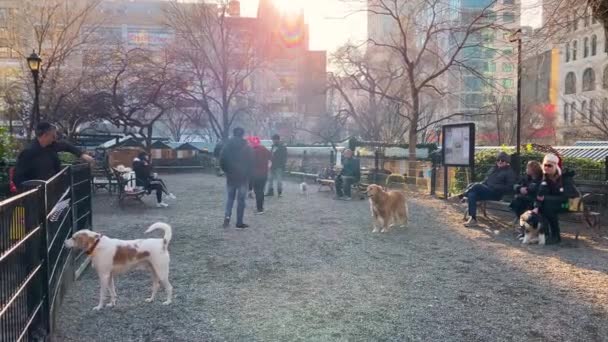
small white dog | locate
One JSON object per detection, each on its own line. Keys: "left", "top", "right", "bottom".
{"left": 299, "top": 182, "right": 308, "bottom": 196}
{"left": 64, "top": 222, "right": 173, "bottom": 310}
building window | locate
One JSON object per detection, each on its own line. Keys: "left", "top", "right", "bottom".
{"left": 564, "top": 102, "right": 570, "bottom": 123}
{"left": 565, "top": 72, "right": 577, "bottom": 94}
{"left": 565, "top": 42, "right": 570, "bottom": 62}
{"left": 503, "top": 0, "right": 514, "bottom": 4}
{"left": 571, "top": 102, "right": 577, "bottom": 123}
{"left": 592, "top": 35, "right": 597, "bottom": 56}
{"left": 503, "top": 12, "right": 515, "bottom": 23}
{"left": 573, "top": 40, "right": 577, "bottom": 60}
{"left": 584, "top": 9, "right": 590, "bottom": 27}
{"left": 502, "top": 63, "right": 513, "bottom": 72}
{"left": 583, "top": 68, "right": 596, "bottom": 91}
{"left": 603, "top": 98, "right": 608, "bottom": 119}
{"left": 584, "top": 37, "right": 589, "bottom": 58}
{"left": 502, "top": 79, "right": 513, "bottom": 89}
{"left": 590, "top": 99, "right": 596, "bottom": 123}
{"left": 604, "top": 66, "right": 608, "bottom": 89}
{"left": 573, "top": 13, "right": 578, "bottom": 30}
{"left": 503, "top": 48, "right": 513, "bottom": 56}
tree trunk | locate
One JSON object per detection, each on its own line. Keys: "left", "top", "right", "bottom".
{"left": 146, "top": 125, "right": 153, "bottom": 153}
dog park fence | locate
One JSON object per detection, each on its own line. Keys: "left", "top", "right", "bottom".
{"left": 0, "top": 164, "right": 92, "bottom": 341}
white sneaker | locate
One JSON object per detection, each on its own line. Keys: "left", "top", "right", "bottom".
{"left": 157, "top": 202, "right": 169, "bottom": 208}
{"left": 168, "top": 193, "right": 177, "bottom": 200}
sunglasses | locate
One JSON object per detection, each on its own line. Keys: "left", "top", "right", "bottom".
{"left": 496, "top": 159, "right": 507, "bottom": 163}
{"left": 543, "top": 164, "right": 554, "bottom": 168}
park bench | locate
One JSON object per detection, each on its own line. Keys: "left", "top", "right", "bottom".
{"left": 111, "top": 168, "right": 147, "bottom": 207}
{"left": 91, "top": 165, "right": 119, "bottom": 194}
{"left": 462, "top": 180, "right": 607, "bottom": 240}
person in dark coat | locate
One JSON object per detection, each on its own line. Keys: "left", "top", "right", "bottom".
{"left": 14, "top": 122, "right": 94, "bottom": 188}
{"left": 449, "top": 151, "right": 517, "bottom": 227}
{"left": 265, "top": 134, "right": 287, "bottom": 197}
{"left": 510, "top": 160, "right": 543, "bottom": 238}
{"left": 247, "top": 136, "right": 271, "bottom": 214}
{"left": 132, "top": 152, "right": 176, "bottom": 207}
{"left": 533, "top": 153, "right": 580, "bottom": 245}
{"left": 219, "top": 127, "right": 254, "bottom": 228}
{"left": 335, "top": 149, "right": 361, "bottom": 200}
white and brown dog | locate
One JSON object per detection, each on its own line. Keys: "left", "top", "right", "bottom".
{"left": 64, "top": 222, "right": 173, "bottom": 310}
{"left": 520, "top": 210, "right": 546, "bottom": 245}
{"left": 365, "top": 184, "right": 408, "bottom": 233}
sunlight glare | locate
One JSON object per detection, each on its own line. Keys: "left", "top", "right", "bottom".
{"left": 272, "top": 0, "right": 306, "bottom": 15}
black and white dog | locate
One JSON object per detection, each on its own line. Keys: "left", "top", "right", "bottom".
{"left": 520, "top": 210, "right": 546, "bottom": 245}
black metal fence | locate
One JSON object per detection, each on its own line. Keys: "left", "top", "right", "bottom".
{"left": 0, "top": 164, "right": 92, "bottom": 341}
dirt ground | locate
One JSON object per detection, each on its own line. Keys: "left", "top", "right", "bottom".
{"left": 54, "top": 173, "right": 608, "bottom": 341}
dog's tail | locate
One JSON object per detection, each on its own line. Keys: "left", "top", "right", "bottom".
{"left": 145, "top": 222, "right": 173, "bottom": 246}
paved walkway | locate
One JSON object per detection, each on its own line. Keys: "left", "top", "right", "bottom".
{"left": 55, "top": 173, "right": 608, "bottom": 341}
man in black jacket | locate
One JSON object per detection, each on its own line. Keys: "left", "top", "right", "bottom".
{"left": 265, "top": 134, "right": 287, "bottom": 197}
{"left": 220, "top": 127, "right": 254, "bottom": 228}
{"left": 15, "top": 122, "right": 94, "bottom": 188}
{"left": 449, "top": 151, "right": 516, "bottom": 227}
{"left": 335, "top": 149, "right": 361, "bottom": 200}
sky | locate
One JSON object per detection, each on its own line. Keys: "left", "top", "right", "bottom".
{"left": 239, "top": 0, "right": 367, "bottom": 53}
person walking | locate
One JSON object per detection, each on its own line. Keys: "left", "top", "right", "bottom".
{"left": 265, "top": 134, "right": 287, "bottom": 197}
{"left": 248, "top": 136, "right": 271, "bottom": 214}
{"left": 219, "top": 127, "right": 254, "bottom": 228}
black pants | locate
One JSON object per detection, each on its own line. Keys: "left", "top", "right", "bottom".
{"left": 252, "top": 176, "right": 267, "bottom": 212}
{"left": 510, "top": 197, "right": 533, "bottom": 217}
{"left": 541, "top": 211, "right": 561, "bottom": 242}
{"left": 147, "top": 179, "right": 168, "bottom": 203}
{"left": 335, "top": 176, "right": 356, "bottom": 198}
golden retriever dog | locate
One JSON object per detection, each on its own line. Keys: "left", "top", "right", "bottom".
{"left": 520, "top": 210, "right": 546, "bottom": 245}
{"left": 366, "top": 184, "right": 408, "bottom": 233}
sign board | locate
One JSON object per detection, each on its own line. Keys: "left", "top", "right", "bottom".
{"left": 441, "top": 123, "right": 475, "bottom": 167}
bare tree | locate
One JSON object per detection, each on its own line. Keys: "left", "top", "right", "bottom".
{"left": 329, "top": 45, "right": 410, "bottom": 143}
{"left": 6, "top": 0, "right": 102, "bottom": 134}
{"left": 363, "top": 0, "right": 501, "bottom": 169}
{"left": 164, "top": 0, "right": 262, "bottom": 141}
{"left": 294, "top": 110, "right": 350, "bottom": 151}
{"left": 92, "top": 46, "right": 180, "bottom": 149}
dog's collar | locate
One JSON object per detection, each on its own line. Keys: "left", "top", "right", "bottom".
{"left": 86, "top": 235, "right": 103, "bottom": 256}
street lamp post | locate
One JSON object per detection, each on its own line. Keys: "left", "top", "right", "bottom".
{"left": 26, "top": 51, "right": 42, "bottom": 132}
{"left": 509, "top": 29, "right": 523, "bottom": 171}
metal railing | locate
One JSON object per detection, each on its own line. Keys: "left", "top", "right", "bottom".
{"left": 0, "top": 164, "right": 92, "bottom": 341}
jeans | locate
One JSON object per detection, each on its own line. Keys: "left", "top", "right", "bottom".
{"left": 267, "top": 168, "right": 283, "bottom": 194}
{"left": 252, "top": 176, "right": 267, "bottom": 212}
{"left": 335, "top": 176, "right": 356, "bottom": 198}
{"left": 225, "top": 183, "right": 248, "bottom": 225}
{"left": 465, "top": 183, "right": 501, "bottom": 218}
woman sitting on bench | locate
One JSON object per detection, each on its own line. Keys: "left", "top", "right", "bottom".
{"left": 132, "top": 152, "right": 176, "bottom": 208}
{"left": 532, "top": 153, "right": 579, "bottom": 245}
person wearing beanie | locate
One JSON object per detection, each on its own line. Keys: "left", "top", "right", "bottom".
{"left": 248, "top": 136, "right": 272, "bottom": 214}
{"left": 533, "top": 153, "right": 580, "bottom": 244}
{"left": 449, "top": 151, "right": 517, "bottom": 227}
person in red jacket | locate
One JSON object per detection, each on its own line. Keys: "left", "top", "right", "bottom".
{"left": 247, "top": 136, "right": 272, "bottom": 214}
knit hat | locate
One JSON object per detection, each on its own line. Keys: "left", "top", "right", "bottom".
{"left": 246, "top": 136, "right": 260, "bottom": 147}
{"left": 543, "top": 153, "right": 562, "bottom": 175}
{"left": 496, "top": 151, "right": 510, "bottom": 163}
